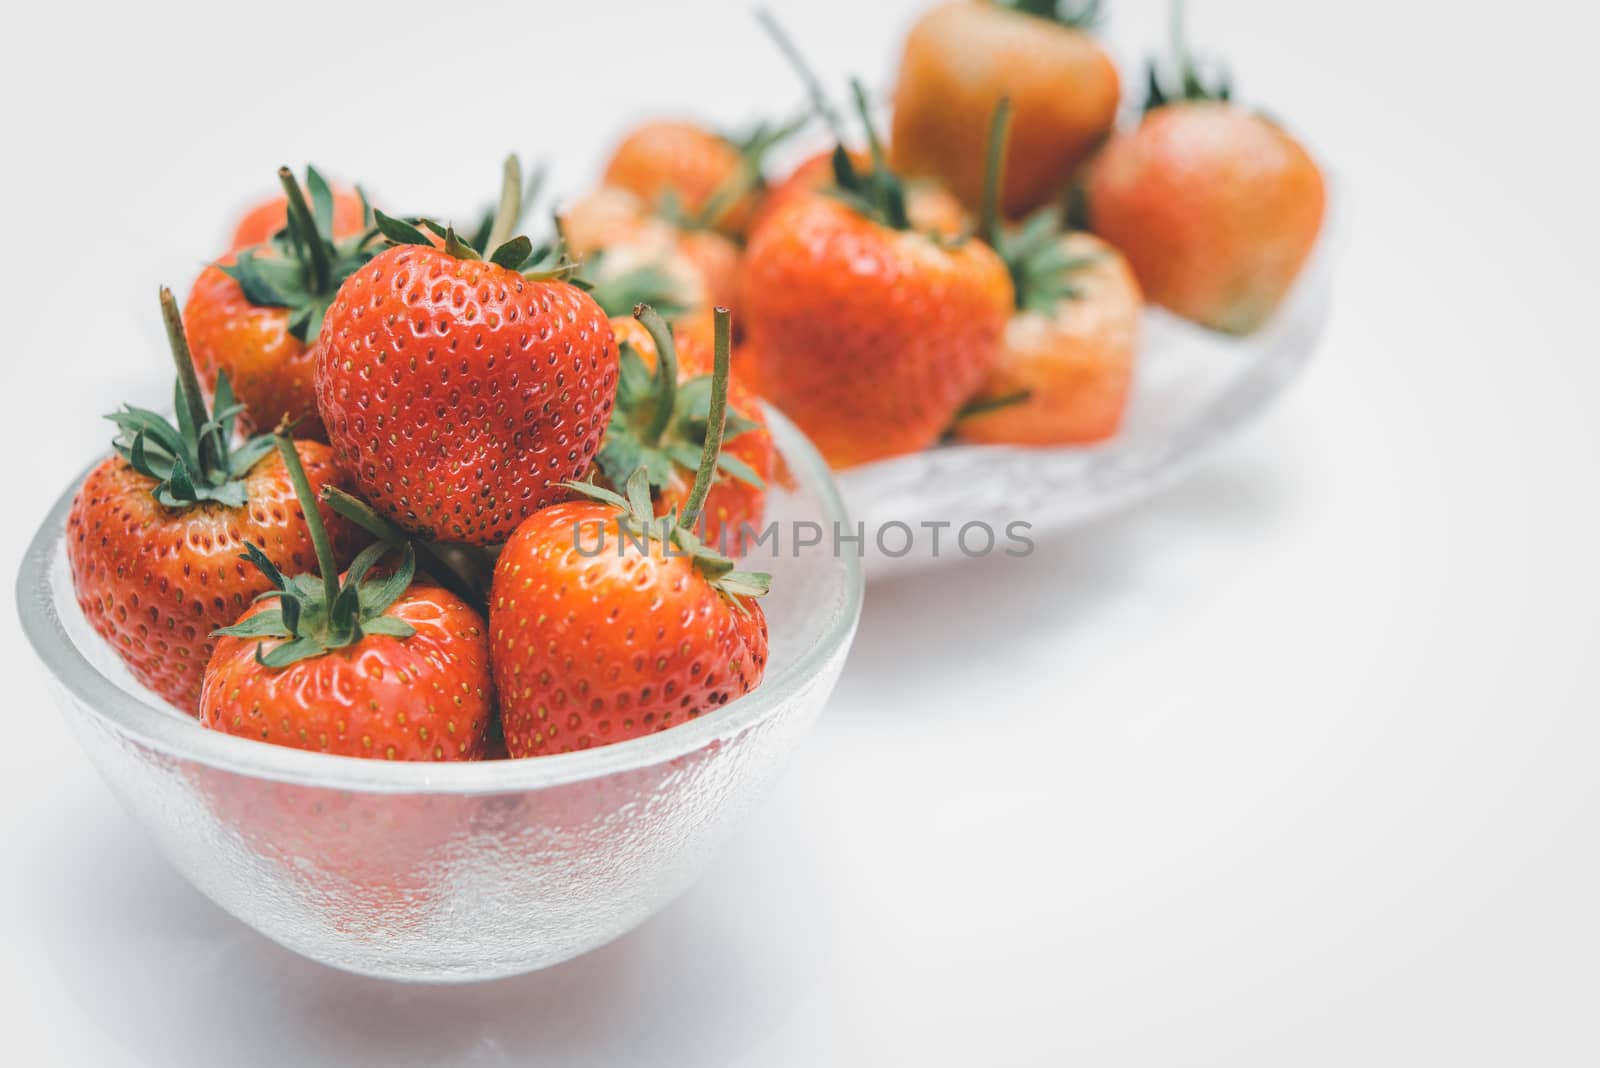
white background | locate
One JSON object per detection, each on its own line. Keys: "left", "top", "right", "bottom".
{"left": 3, "top": 0, "right": 1599, "bottom": 1064}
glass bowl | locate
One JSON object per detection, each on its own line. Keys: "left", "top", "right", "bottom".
{"left": 837, "top": 216, "right": 1337, "bottom": 579}
{"left": 17, "top": 409, "right": 862, "bottom": 983}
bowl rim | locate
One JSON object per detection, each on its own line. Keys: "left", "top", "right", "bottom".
{"left": 17, "top": 406, "right": 863, "bottom": 795}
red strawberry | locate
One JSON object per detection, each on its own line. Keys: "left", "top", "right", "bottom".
{"left": 186, "top": 167, "right": 381, "bottom": 439}
{"left": 67, "top": 289, "right": 356, "bottom": 712}
{"left": 602, "top": 308, "right": 772, "bottom": 555}
{"left": 200, "top": 430, "right": 494, "bottom": 760}
{"left": 491, "top": 309, "right": 771, "bottom": 758}
{"left": 314, "top": 214, "right": 619, "bottom": 545}
{"left": 742, "top": 15, "right": 1013, "bottom": 467}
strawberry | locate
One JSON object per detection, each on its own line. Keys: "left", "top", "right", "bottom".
{"left": 67, "top": 289, "right": 356, "bottom": 712}
{"left": 954, "top": 100, "right": 1143, "bottom": 445}
{"left": 1084, "top": 15, "right": 1325, "bottom": 334}
{"left": 601, "top": 115, "right": 803, "bottom": 238}
{"left": 230, "top": 179, "right": 367, "bottom": 252}
{"left": 890, "top": 0, "right": 1119, "bottom": 219}
{"left": 753, "top": 148, "right": 968, "bottom": 240}
{"left": 741, "top": 16, "right": 1014, "bottom": 468}
{"left": 314, "top": 210, "right": 619, "bottom": 545}
{"left": 200, "top": 430, "right": 494, "bottom": 761}
{"left": 186, "top": 166, "right": 381, "bottom": 439}
{"left": 560, "top": 185, "right": 741, "bottom": 326}
{"left": 491, "top": 309, "right": 770, "bottom": 757}
{"left": 601, "top": 307, "right": 772, "bottom": 554}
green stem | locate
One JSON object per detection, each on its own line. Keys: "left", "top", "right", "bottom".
{"left": 550, "top": 210, "right": 572, "bottom": 260}
{"left": 483, "top": 155, "right": 523, "bottom": 253}
{"left": 679, "top": 307, "right": 732, "bottom": 530}
{"left": 979, "top": 96, "right": 1014, "bottom": 248}
{"left": 277, "top": 166, "right": 331, "bottom": 293}
{"left": 756, "top": 9, "right": 847, "bottom": 145}
{"left": 273, "top": 427, "right": 339, "bottom": 606}
{"left": 159, "top": 287, "right": 221, "bottom": 474}
{"left": 955, "top": 389, "right": 1033, "bottom": 422}
{"left": 633, "top": 304, "right": 681, "bottom": 447}
{"left": 321, "top": 486, "right": 485, "bottom": 609}
{"left": 851, "top": 80, "right": 887, "bottom": 171}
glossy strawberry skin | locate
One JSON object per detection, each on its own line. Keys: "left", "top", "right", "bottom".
{"left": 315, "top": 244, "right": 619, "bottom": 545}
{"left": 958, "top": 232, "right": 1142, "bottom": 447}
{"left": 1087, "top": 102, "right": 1326, "bottom": 335}
{"left": 603, "top": 120, "right": 754, "bottom": 236}
{"left": 200, "top": 581, "right": 493, "bottom": 761}
{"left": 490, "top": 500, "right": 769, "bottom": 758}
{"left": 609, "top": 316, "right": 773, "bottom": 554}
{"left": 185, "top": 264, "right": 325, "bottom": 440}
{"left": 742, "top": 193, "right": 1013, "bottom": 468}
{"left": 65, "top": 444, "right": 356, "bottom": 713}
{"left": 230, "top": 186, "right": 367, "bottom": 252}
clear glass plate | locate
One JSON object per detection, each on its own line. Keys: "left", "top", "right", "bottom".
{"left": 837, "top": 219, "right": 1337, "bottom": 579}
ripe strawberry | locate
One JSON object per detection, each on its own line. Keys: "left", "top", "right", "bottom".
{"left": 743, "top": 16, "right": 1013, "bottom": 467}
{"left": 491, "top": 309, "right": 770, "bottom": 757}
{"left": 186, "top": 166, "right": 381, "bottom": 439}
{"left": 954, "top": 100, "right": 1143, "bottom": 445}
{"left": 230, "top": 179, "right": 367, "bottom": 252}
{"left": 200, "top": 429, "right": 494, "bottom": 760}
{"left": 890, "top": 0, "right": 1119, "bottom": 219}
{"left": 601, "top": 115, "right": 802, "bottom": 238}
{"left": 1085, "top": 18, "right": 1325, "bottom": 334}
{"left": 67, "top": 289, "right": 356, "bottom": 712}
{"left": 602, "top": 307, "right": 772, "bottom": 554}
{"left": 314, "top": 213, "right": 619, "bottom": 545}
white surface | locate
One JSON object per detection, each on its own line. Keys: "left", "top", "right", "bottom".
{"left": 3, "top": 0, "right": 1598, "bottom": 1064}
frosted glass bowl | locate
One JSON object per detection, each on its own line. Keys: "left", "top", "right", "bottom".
{"left": 18, "top": 409, "right": 861, "bottom": 983}
{"left": 837, "top": 222, "right": 1337, "bottom": 579}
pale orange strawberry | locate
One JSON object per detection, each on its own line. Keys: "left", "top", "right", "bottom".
{"left": 1084, "top": 17, "right": 1325, "bottom": 333}
{"left": 891, "top": 0, "right": 1120, "bottom": 218}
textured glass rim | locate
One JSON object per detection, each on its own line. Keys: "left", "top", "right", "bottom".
{"left": 18, "top": 407, "right": 863, "bottom": 795}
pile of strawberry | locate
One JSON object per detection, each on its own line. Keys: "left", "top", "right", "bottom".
{"left": 564, "top": 4, "right": 1323, "bottom": 467}
{"left": 68, "top": 162, "right": 773, "bottom": 762}
{"left": 63, "top": 2, "right": 1323, "bottom": 764}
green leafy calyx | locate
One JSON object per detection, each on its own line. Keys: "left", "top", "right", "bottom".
{"left": 1145, "top": 0, "right": 1232, "bottom": 111}
{"left": 997, "top": 209, "right": 1103, "bottom": 314}
{"left": 757, "top": 10, "right": 914, "bottom": 232}
{"left": 566, "top": 306, "right": 771, "bottom": 606}
{"left": 107, "top": 288, "right": 276, "bottom": 509}
{"left": 976, "top": 98, "right": 1098, "bottom": 313}
{"left": 993, "top": 0, "right": 1101, "bottom": 29}
{"left": 375, "top": 155, "right": 581, "bottom": 282}
{"left": 321, "top": 486, "right": 493, "bottom": 612}
{"left": 216, "top": 431, "right": 418, "bottom": 668}
{"left": 596, "top": 304, "right": 763, "bottom": 500}
{"left": 221, "top": 165, "right": 382, "bottom": 343}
